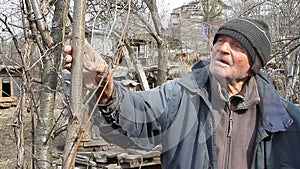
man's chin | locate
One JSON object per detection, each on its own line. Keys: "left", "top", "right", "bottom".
{"left": 209, "top": 67, "right": 227, "bottom": 78}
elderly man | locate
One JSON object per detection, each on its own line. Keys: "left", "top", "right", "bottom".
{"left": 64, "top": 18, "right": 300, "bottom": 169}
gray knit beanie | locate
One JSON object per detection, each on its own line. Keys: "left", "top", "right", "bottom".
{"left": 213, "top": 18, "right": 272, "bottom": 67}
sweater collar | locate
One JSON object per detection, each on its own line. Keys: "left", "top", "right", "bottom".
{"left": 210, "top": 75, "right": 260, "bottom": 112}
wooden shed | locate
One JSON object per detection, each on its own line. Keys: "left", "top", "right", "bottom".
{"left": 0, "top": 65, "right": 22, "bottom": 107}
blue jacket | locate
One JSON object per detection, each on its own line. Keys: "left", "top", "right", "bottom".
{"left": 93, "top": 60, "right": 300, "bottom": 169}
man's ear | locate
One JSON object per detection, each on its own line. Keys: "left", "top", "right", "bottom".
{"left": 250, "top": 55, "right": 263, "bottom": 75}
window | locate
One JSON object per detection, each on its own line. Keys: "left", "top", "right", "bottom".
{"left": 2, "top": 78, "right": 11, "bottom": 97}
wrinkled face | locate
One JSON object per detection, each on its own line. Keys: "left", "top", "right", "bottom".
{"left": 210, "top": 35, "right": 252, "bottom": 83}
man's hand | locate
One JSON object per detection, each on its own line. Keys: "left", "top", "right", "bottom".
{"left": 63, "top": 36, "right": 114, "bottom": 104}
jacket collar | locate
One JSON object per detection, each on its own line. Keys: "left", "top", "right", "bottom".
{"left": 256, "top": 73, "right": 293, "bottom": 132}
{"left": 191, "top": 60, "right": 211, "bottom": 89}
{"left": 177, "top": 60, "right": 210, "bottom": 92}
{"left": 179, "top": 60, "right": 293, "bottom": 132}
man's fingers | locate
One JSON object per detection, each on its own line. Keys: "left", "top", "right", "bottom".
{"left": 64, "top": 55, "right": 73, "bottom": 69}
{"left": 64, "top": 62, "right": 72, "bottom": 69}
{"left": 96, "top": 60, "right": 109, "bottom": 73}
{"left": 65, "top": 55, "right": 73, "bottom": 63}
{"left": 68, "top": 32, "right": 73, "bottom": 39}
{"left": 63, "top": 45, "right": 72, "bottom": 55}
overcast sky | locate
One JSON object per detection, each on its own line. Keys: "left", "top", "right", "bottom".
{"left": 166, "top": 0, "right": 191, "bottom": 10}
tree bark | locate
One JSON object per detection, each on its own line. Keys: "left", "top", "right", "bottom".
{"left": 144, "top": 0, "right": 167, "bottom": 85}
{"left": 30, "top": 0, "right": 69, "bottom": 168}
{"left": 15, "top": 78, "right": 26, "bottom": 169}
{"left": 285, "top": 50, "right": 300, "bottom": 102}
{"left": 62, "top": 0, "right": 86, "bottom": 168}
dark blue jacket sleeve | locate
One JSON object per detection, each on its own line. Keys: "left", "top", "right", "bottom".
{"left": 90, "top": 80, "right": 182, "bottom": 150}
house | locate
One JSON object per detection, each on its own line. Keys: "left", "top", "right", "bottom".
{"left": 0, "top": 65, "right": 22, "bottom": 107}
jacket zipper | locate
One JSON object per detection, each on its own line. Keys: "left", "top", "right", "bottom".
{"left": 224, "top": 109, "right": 233, "bottom": 169}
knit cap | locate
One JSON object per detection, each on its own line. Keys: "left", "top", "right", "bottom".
{"left": 213, "top": 18, "right": 272, "bottom": 66}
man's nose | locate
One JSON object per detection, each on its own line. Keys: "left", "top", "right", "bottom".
{"left": 219, "top": 42, "right": 231, "bottom": 52}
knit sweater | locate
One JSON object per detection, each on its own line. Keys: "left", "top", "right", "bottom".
{"left": 211, "top": 76, "right": 260, "bottom": 169}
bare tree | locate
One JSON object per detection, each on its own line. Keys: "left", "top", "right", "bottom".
{"left": 26, "top": 0, "right": 70, "bottom": 168}
{"left": 62, "top": 0, "right": 86, "bottom": 168}
{"left": 11, "top": 0, "right": 71, "bottom": 168}
{"left": 143, "top": 0, "right": 167, "bottom": 85}
{"left": 199, "top": 0, "right": 228, "bottom": 53}
{"left": 84, "top": 0, "right": 169, "bottom": 85}
{"left": 268, "top": 0, "right": 300, "bottom": 103}
{"left": 0, "top": 14, "right": 29, "bottom": 169}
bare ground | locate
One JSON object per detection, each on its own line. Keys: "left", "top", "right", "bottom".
{"left": 0, "top": 107, "right": 18, "bottom": 168}
{"left": 0, "top": 107, "right": 33, "bottom": 169}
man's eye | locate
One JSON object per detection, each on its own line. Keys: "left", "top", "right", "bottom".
{"left": 235, "top": 44, "right": 242, "bottom": 49}
{"left": 217, "top": 39, "right": 224, "bottom": 43}
{"left": 234, "top": 42, "right": 244, "bottom": 49}
{"left": 234, "top": 44, "right": 247, "bottom": 53}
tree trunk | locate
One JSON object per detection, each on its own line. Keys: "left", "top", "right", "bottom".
{"left": 145, "top": 0, "right": 167, "bottom": 85}
{"left": 31, "top": 0, "right": 54, "bottom": 166}
{"left": 62, "top": 0, "right": 86, "bottom": 168}
{"left": 35, "top": 53, "right": 56, "bottom": 168}
{"left": 31, "top": 0, "right": 69, "bottom": 168}
{"left": 285, "top": 50, "right": 299, "bottom": 102}
{"left": 15, "top": 84, "right": 26, "bottom": 169}
{"left": 156, "top": 42, "right": 167, "bottom": 85}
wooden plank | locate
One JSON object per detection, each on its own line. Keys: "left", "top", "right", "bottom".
{"left": 82, "top": 139, "right": 111, "bottom": 148}
{"left": 124, "top": 154, "right": 143, "bottom": 163}
{"left": 118, "top": 151, "right": 161, "bottom": 168}
{"left": 122, "top": 46, "right": 149, "bottom": 90}
{"left": 120, "top": 157, "right": 161, "bottom": 168}
{"left": 73, "top": 143, "right": 162, "bottom": 168}
{"left": 93, "top": 152, "right": 108, "bottom": 163}
{"left": 141, "top": 151, "right": 160, "bottom": 159}
{"left": 135, "top": 63, "right": 150, "bottom": 90}
{"left": 0, "top": 96, "right": 18, "bottom": 102}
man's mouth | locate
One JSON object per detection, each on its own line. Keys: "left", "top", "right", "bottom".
{"left": 218, "top": 58, "right": 230, "bottom": 65}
